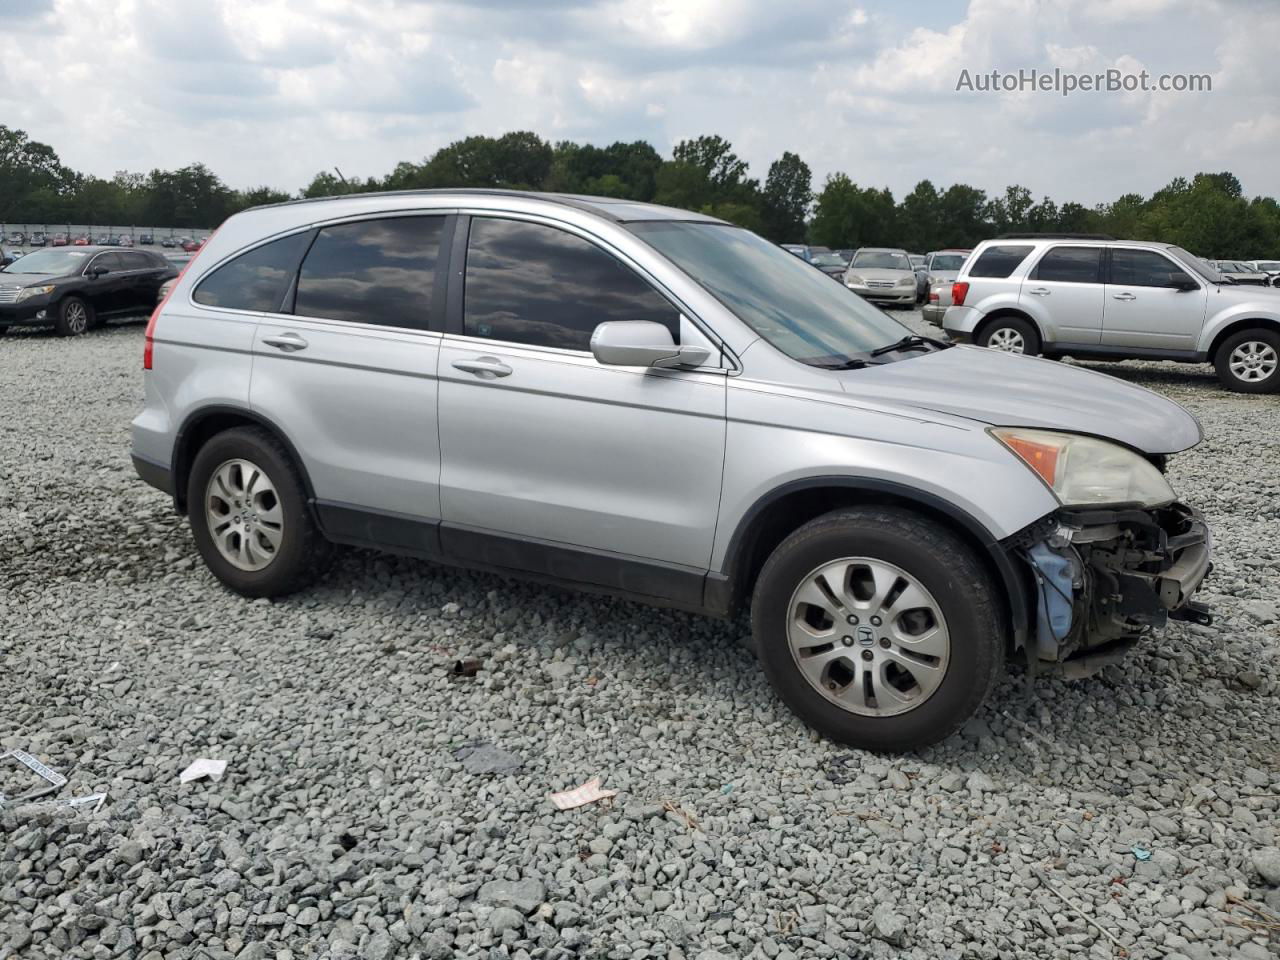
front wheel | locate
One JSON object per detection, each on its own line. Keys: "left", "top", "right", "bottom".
{"left": 751, "top": 507, "right": 1004, "bottom": 751}
{"left": 1214, "top": 329, "right": 1280, "bottom": 393}
{"left": 187, "top": 426, "right": 330, "bottom": 597}
{"left": 54, "top": 297, "right": 93, "bottom": 337}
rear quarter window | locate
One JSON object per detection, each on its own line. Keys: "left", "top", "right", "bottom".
{"left": 192, "top": 232, "right": 312, "bottom": 313}
{"left": 967, "top": 245, "right": 1035, "bottom": 279}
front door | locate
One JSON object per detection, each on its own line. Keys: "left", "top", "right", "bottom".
{"left": 1101, "top": 247, "right": 1208, "bottom": 350}
{"left": 436, "top": 215, "right": 727, "bottom": 596}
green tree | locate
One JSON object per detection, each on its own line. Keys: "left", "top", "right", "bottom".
{"left": 898, "top": 180, "right": 942, "bottom": 252}
{"left": 761, "top": 152, "right": 811, "bottom": 242}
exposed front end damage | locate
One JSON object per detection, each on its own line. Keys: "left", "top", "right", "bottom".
{"left": 1006, "top": 502, "right": 1213, "bottom": 678}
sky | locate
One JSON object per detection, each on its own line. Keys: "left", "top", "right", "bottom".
{"left": 0, "top": 0, "right": 1276, "bottom": 206}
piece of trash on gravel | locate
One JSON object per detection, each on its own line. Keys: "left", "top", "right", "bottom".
{"left": 452, "top": 657, "right": 482, "bottom": 677}
{"left": 1, "top": 749, "right": 68, "bottom": 802}
{"left": 1132, "top": 845, "right": 1152, "bottom": 861}
{"left": 179, "top": 758, "right": 228, "bottom": 784}
{"left": 549, "top": 776, "right": 619, "bottom": 810}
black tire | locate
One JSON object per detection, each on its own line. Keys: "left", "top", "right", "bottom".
{"left": 976, "top": 315, "right": 1041, "bottom": 357}
{"left": 187, "top": 426, "right": 331, "bottom": 597}
{"left": 54, "top": 296, "right": 94, "bottom": 337}
{"left": 1213, "top": 328, "right": 1280, "bottom": 394}
{"left": 751, "top": 507, "right": 1004, "bottom": 752}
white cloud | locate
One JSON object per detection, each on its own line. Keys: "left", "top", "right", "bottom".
{"left": 0, "top": 0, "right": 1273, "bottom": 205}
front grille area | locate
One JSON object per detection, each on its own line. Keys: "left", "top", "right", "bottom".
{"left": 0, "top": 287, "right": 21, "bottom": 304}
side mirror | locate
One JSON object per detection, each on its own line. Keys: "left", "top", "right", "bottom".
{"left": 89, "top": 265, "right": 108, "bottom": 278}
{"left": 590, "top": 320, "right": 711, "bottom": 369}
{"left": 1168, "top": 273, "right": 1198, "bottom": 291}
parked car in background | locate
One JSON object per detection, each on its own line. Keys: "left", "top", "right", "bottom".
{"left": 0, "top": 246, "right": 177, "bottom": 336}
{"left": 160, "top": 237, "right": 177, "bottom": 248}
{"left": 29, "top": 232, "right": 47, "bottom": 247}
{"left": 921, "top": 249, "right": 971, "bottom": 325}
{"left": 8, "top": 232, "right": 26, "bottom": 245}
{"left": 73, "top": 235, "right": 90, "bottom": 246}
{"left": 908, "top": 253, "right": 929, "bottom": 303}
{"left": 0, "top": 250, "right": 23, "bottom": 267}
{"left": 834, "top": 249, "right": 856, "bottom": 264}
{"left": 130, "top": 189, "right": 1212, "bottom": 751}
{"left": 52, "top": 233, "right": 68, "bottom": 247}
{"left": 1249, "top": 260, "right": 1280, "bottom": 286}
{"left": 117, "top": 235, "right": 135, "bottom": 248}
{"left": 95, "top": 234, "right": 111, "bottom": 245}
{"left": 808, "top": 249, "right": 850, "bottom": 279}
{"left": 843, "top": 248, "right": 918, "bottom": 306}
{"left": 945, "top": 235, "right": 1280, "bottom": 392}
{"left": 181, "top": 237, "right": 205, "bottom": 252}
{"left": 1212, "top": 259, "right": 1269, "bottom": 285}
{"left": 139, "top": 233, "right": 154, "bottom": 245}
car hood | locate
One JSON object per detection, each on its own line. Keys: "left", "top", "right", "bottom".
{"left": 0, "top": 271, "right": 67, "bottom": 286}
{"left": 848, "top": 267, "right": 914, "bottom": 282}
{"left": 838, "top": 345, "right": 1202, "bottom": 455}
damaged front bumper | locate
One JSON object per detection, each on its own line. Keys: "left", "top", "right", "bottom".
{"left": 1007, "top": 502, "right": 1212, "bottom": 679}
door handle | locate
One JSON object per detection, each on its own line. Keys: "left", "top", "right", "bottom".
{"left": 452, "top": 356, "right": 513, "bottom": 379}
{"left": 1027, "top": 287, "right": 1051, "bottom": 296}
{"left": 261, "top": 332, "right": 308, "bottom": 351}
{"left": 1111, "top": 292, "right": 1137, "bottom": 301}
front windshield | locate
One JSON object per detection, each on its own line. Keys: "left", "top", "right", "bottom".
{"left": 851, "top": 250, "right": 910, "bottom": 270}
{"left": 0, "top": 248, "right": 91, "bottom": 274}
{"left": 1170, "top": 248, "right": 1227, "bottom": 284}
{"left": 929, "top": 254, "right": 967, "bottom": 271}
{"left": 629, "top": 221, "right": 911, "bottom": 365}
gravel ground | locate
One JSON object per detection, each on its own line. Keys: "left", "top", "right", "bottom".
{"left": 2, "top": 314, "right": 1278, "bottom": 960}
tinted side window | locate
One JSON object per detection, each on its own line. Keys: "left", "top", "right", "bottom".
{"left": 193, "top": 232, "right": 311, "bottom": 312}
{"left": 464, "top": 218, "right": 680, "bottom": 351}
{"left": 294, "top": 217, "right": 442, "bottom": 328}
{"left": 1111, "top": 249, "right": 1192, "bottom": 288}
{"left": 1031, "top": 246, "right": 1102, "bottom": 283}
{"left": 91, "top": 252, "right": 126, "bottom": 272}
{"left": 121, "top": 252, "right": 153, "bottom": 270}
{"left": 968, "top": 245, "right": 1034, "bottom": 279}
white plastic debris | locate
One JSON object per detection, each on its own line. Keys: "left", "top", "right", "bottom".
{"left": 548, "top": 776, "right": 618, "bottom": 811}
{"left": 179, "top": 759, "right": 227, "bottom": 784}
{"left": 0, "top": 749, "right": 68, "bottom": 804}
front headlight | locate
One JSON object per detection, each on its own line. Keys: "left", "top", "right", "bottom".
{"left": 845, "top": 274, "right": 865, "bottom": 286}
{"left": 993, "top": 428, "right": 1175, "bottom": 507}
{"left": 896, "top": 276, "right": 915, "bottom": 286}
{"left": 16, "top": 285, "right": 55, "bottom": 301}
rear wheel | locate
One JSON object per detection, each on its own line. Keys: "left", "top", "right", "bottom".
{"left": 1214, "top": 329, "right": 1280, "bottom": 393}
{"left": 187, "top": 427, "right": 330, "bottom": 597}
{"left": 977, "top": 315, "right": 1040, "bottom": 356}
{"left": 54, "top": 297, "right": 93, "bottom": 337}
{"left": 751, "top": 507, "right": 1004, "bottom": 751}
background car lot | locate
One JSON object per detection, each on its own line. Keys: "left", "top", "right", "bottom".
{"left": 2, "top": 313, "right": 1277, "bottom": 959}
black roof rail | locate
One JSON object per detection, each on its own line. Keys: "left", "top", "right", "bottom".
{"left": 996, "top": 232, "right": 1116, "bottom": 240}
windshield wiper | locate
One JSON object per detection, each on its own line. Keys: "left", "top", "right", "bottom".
{"left": 868, "top": 334, "right": 951, "bottom": 357}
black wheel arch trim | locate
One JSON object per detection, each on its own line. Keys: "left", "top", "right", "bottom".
{"left": 715, "top": 475, "right": 1033, "bottom": 646}
{"left": 170, "top": 404, "right": 318, "bottom": 514}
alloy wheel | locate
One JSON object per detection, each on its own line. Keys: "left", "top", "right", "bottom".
{"left": 1228, "top": 340, "right": 1277, "bottom": 383}
{"left": 987, "top": 327, "right": 1025, "bottom": 353}
{"left": 65, "top": 301, "right": 88, "bottom": 334}
{"left": 204, "top": 458, "right": 284, "bottom": 571}
{"left": 786, "top": 557, "right": 950, "bottom": 717}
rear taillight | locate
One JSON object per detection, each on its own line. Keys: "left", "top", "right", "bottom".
{"left": 951, "top": 281, "right": 970, "bottom": 306}
{"left": 928, "top": 290, "right": 939, "bottom": 303}
{"left": 145, "top": 227, "right": 217, "bottom": 370}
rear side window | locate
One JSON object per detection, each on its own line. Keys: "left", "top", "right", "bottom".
{"left": 463, "top": 217, "right": 680, "bottom": 351}
{"left": 1031, "top": 246, "right": 1103, "bottom": 283}
{"left": 92, "top": 252, "right": 127, "bottom": 272}
{"left": 294, "top": 217, "right": 443, "bottom": 329}
{"left": 1111, "top": 249, "right": 1192, "bottom": 288}
{"left": 120, "top": 252, "right": 154, "bottom": 270}
{"left": 193, "top": 232, "right": 311, "bottom": 312}
{"left": 967, "top": 245, "right": 1034, "bottom": 279}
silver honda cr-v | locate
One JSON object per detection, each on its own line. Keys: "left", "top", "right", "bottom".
{"left": 131, "top": 190, "right": 1213, "bottom": 751}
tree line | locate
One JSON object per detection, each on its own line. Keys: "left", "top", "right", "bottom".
{"left": 2, "top": 123, "right": 1276, "bottom": 257}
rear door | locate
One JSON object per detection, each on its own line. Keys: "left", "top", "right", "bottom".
{"left": 118, "top": 251, "right": 162, "bottom": 312}
{"left": 1101, "top": 247, "right": 1208, "bottom": 350}
{"left": 246, "top": 215, "right": 451, "bottom": 539}
{"left": 436, "top": 214, "right": 727, "bottom": 594}
{"left": 1020, "top": 245, "right": 1105, "bottom": 345}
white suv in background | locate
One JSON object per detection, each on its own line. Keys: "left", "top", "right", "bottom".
{"left": 943, "top": 234, "right": 1280, "bottom": 392}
